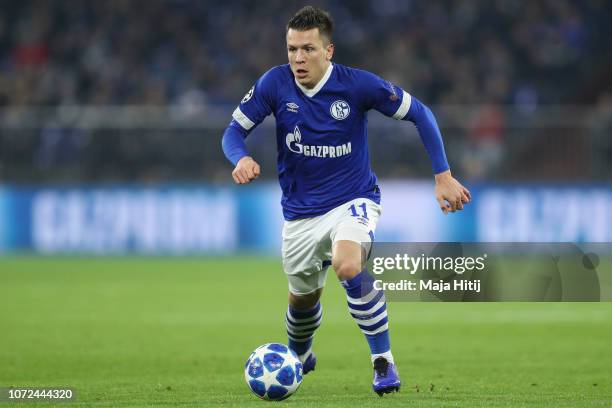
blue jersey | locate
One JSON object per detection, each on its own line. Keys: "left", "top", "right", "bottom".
{"left": 231, "top": 63, "right": 414, "bottom": 221}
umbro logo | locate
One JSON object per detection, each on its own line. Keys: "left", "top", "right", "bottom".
{"left": 286, "top": 102, "right": 299, "bottom": 113}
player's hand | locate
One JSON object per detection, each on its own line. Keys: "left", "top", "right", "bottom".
{"left": 232, "top": 156, "right": 261, "bottom": 184}
{"left": 434, "top": 170, "right": 471, "bottom": 215}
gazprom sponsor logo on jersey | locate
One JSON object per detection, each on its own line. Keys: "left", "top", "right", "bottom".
{"left": 330, "top": 100, "right": 350, "bottom": 120}
{"left": 286, "top": 126, "right": 352, "bottom": 158}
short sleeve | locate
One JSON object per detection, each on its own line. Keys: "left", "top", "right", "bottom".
{"left": 357, "top": 70, "right": 412, "bottom": 120}
{"left": 232, "top": 68, "right": 278, "bottom": 131}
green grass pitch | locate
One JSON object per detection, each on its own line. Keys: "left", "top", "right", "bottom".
{"left": 1, "top": 257, "right": 611, "bottom": 407}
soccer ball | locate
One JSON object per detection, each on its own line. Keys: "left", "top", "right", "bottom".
{"left": 244, "top": 343, "right": 303, "bottom": 400}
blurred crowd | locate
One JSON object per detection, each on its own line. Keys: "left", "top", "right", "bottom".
{"left": 0, "top": 0, "right": 611, "bottom": 182}
{"left": 1, "top": 0, "right": 609, "bottom": 106}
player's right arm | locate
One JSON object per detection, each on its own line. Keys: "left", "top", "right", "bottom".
{"left": 222, "top": 122, "right": 261, "bottom": 184}
{"left": 221, "top": 68, "right": 278, "bottom": 184}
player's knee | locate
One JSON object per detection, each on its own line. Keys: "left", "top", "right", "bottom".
{"left": 288, "top": 289, "right": 321, "bottom": 310}
{"left": 333, "top": 259, "right": 362, "bottom": 281}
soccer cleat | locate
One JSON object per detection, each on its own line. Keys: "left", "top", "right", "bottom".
{"left": 302, "top": 352, "right": 317, "bottom": 375}
{"left": 372, "top": 357, "right": 401, "bottom": 396}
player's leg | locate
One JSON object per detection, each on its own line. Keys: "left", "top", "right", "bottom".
{"left": 331, "top": 199, "right": 400, "bottom": 395}
{"left": 282, "top": 217, "right": 330, "bottom": 373}
{"left": 288, "top": 288, "right": 322, "bottom": 310}
{"left": 286, "top": 288, "right": 323, "bottom": 374}
{"left": 332, "top": 240, "right": 394, "bottom": 365}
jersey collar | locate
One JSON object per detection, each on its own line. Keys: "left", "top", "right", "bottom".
{"left": 294, "top": 63, "right": 333, "bottom": 98}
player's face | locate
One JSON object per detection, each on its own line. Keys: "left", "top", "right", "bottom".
{"left": 287, "top": 28, "right": 334, "bottom": 89}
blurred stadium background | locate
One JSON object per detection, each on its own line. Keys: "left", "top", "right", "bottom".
{"left": 1, "top": 0, "right": 612, "bottom": 254}
{"left": 1, "top": 2, "right": 612, "bottom": 406}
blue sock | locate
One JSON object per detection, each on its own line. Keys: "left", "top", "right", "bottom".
{"left": 343, "top": 269, "right": 392, "bottom": 358}
{"left": 286, "top": 302, "right": 322, "bottom": 359}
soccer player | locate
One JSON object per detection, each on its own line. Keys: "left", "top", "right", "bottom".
{"left": 222, "top": 6, "right": 471, "bottom": 396}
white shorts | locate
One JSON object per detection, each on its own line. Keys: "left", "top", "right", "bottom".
{"left": 282, "top": 198, "right": 382, "bottom": 295}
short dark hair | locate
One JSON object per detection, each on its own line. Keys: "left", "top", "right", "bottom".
{"left": 286, "top": 6, "right": 333, "bottom": 44}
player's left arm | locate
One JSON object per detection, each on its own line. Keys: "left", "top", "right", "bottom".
{"left": 405, "top": 97, "right": 471, "bottom": 214}
{"left": 358, "top": 70, "right": 471, "bottom": 214}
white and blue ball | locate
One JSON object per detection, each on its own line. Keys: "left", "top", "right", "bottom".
{"left": 244, "top": 343, "right": 303, "bottom": 400}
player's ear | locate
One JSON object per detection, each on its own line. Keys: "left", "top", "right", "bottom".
{"left": 326, "top": 43, "right": 334, "bottom": 61}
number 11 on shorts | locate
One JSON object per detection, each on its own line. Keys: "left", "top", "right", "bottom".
{"left": 349, "top": 202, "right": 368, "bottom": 219}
